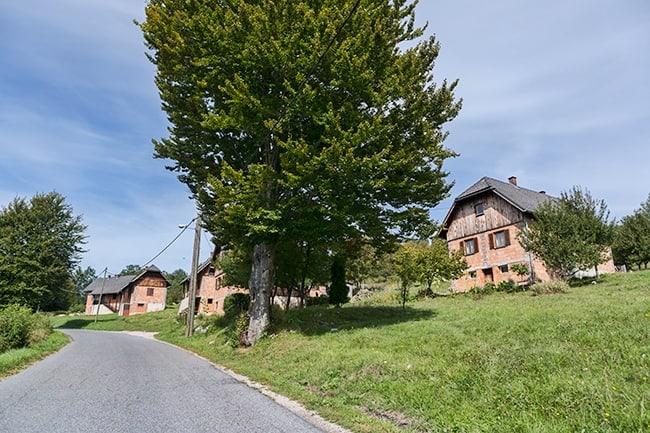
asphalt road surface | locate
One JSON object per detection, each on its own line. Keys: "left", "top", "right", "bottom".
{"left": 0, "top": 329, "right": 340, "bottom": 433}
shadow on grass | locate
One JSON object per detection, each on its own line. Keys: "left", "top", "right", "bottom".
{"left": 272, "top": 304, "right": 437, "bottom": 337}
{"left": 54, "top": 317, "right": 118, "bottom": 329}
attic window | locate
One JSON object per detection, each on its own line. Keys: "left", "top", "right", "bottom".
{"left": 475, "top": 203, "right": 484, "bottom": 216}
{"left": 146, "top": 288, "right": 154, "bottom": 296}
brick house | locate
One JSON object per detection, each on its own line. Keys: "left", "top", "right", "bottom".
{"left": 180, "top": 258, "right": 247, "bottom": 315}
{"left": 438, "top": 176, "right": 615, "bottom": 292}
{"left": 84, "top": 265, "right": 169, "bottom": 315}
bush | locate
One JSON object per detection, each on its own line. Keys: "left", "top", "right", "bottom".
{"left": 497, "top": 279, "right": 519, "bottom": 293}
{"left": 531, "top": 280, "right": 569, "bottom": 296}
{"left": 28, "top": 314, "right": 53, "bottom": 346}
{"left": 0, "top": 305, "right": 34, "bottom": 352}
{"left": 223, "top": 293, "right": 250, "bottom": 319}
{"left": 306, "top": 295, "right": 329, "bottom": 307}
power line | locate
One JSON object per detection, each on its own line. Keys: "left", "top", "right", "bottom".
{"left": 141, "top": 217, "right": 197, "bottom": 269}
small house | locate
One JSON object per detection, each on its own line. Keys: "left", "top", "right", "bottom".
{"left": 84, "top": 265, "right": 169, "bottom": 315}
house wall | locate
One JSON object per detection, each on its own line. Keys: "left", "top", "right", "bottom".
{"left": 195, "top": 271, "right": 247, "bottom": 315}
{"left": 446, "top": 197, "right": 551, "bottom": 292}
{"left": 126, "top": 275, "right": 167, "bottom": 315}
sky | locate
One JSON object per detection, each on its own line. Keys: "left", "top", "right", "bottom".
{"left": 1, "top": 0, "right": 648, "bottom": 275}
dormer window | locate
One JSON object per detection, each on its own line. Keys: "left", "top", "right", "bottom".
{"left": 475, "top": 203, "right": 484, "bottom": 216}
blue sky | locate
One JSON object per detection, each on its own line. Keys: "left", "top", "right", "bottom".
{"left": 1, "top": 1, "right": 648, "bottom": 275}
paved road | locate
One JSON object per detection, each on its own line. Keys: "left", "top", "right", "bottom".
{"left": 0, "top": 330, "right": 336, "bottom": 433}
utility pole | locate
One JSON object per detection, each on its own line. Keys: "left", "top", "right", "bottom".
{"left": 185, "top": 217, "right": 201, "bottom": 337}
{"left": 94, "top": 267, "right": 108, "bottom": 323}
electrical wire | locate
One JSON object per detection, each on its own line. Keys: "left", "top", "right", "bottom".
{"left": 141, "top": 217, "right": 197, "bottom": 269}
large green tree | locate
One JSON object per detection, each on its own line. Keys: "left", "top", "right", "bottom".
{"left": 519, "top": 187, "right": 614, "bottom": 280}
{"left": 0, "top": 192, "right": 87, "bottom": 311}
{"left": 140, "top": 0, "right": 461, "bottom": 344}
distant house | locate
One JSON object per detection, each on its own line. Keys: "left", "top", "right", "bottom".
{"left": 180, "top": 258, "right": 247, "bottom": 315}
{"left": 84, "top": 265, "right": 169, "bottom": 316}
{"left": 438, "top": 176, "right": 616, "bottom": 292}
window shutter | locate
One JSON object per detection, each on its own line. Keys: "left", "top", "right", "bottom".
{"left": 488, "top": 234, "right": 494, "bottom": 249}
{"left": 504, "top": 230, "right": 511, "bottom": 246}
{"left": 459, "top": 240, "right": 465, "bottom": 255}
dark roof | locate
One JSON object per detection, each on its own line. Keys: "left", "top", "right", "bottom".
{"left": 83, "top": 265, "right": 169, "bottom": 295}
{"left": 455, "top": 176, "right": 553, "bottom": 213}
{"left": 438, "top": 177, "right": 555, "bottom": 237}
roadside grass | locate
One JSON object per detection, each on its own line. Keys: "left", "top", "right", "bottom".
{"left": 0, "top": 331, "right": 69, "bottom": 378}
{"left": 50, "top": 271, "right": 650, "bottom": 433}
{"left": 51, "top": 307, "right": 181, "bottom": 333}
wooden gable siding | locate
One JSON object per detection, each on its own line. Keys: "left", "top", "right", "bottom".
{"left": 446, "top": 194, "right": 525, "bottom": 241}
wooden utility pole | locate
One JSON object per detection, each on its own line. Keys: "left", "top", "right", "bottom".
{"left": 94, "top": 268, "right": 108, "bottom": 323}
{"left": 185, "top": 217, "right": 201, "bottom": 337}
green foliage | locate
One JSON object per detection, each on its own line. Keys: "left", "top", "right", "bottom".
{"left": 306, "top": 295, "right": 330, "bottom": 307}
{"left": 118, "top": 264, "right": 142, "bottom": 276}
{"left": 329, "top": 256, "right": 348, "bottom": 307}
{"left": 0, "top": 305, "right": 52, "bottom": 353}
{"left": 223, "top": 293, "right": 251, "bottom": 319}
{"left": 0, "top": 192, "right": 87, "bottom": 311}
{"left": 531, "top": 280, "right": 570, "bottom": 296}
{"left": 0, "top": 305, "right": 33, "bottom": 352}
{"left": 612, "top": 193, "right": 650, "bottom": 269}
{"left": 139, "top": 0, "right": 461, "bottom": 343}
{"left": 393, "top": 240, "right": 467, "bottom": 306}
{"left": 510, "top": 263, "right": 529, "bottom": 278}
{"left": 0, "top": 331, "right": 69, "bottom": 378}
{"left": 71, "top": 265, "right": 97, "bottom": 307}
{"left": 164, "top": 268, "right": 188, "bottom": 304}
{"left": 519, "top": 186, "right": 615, "bottom": 280}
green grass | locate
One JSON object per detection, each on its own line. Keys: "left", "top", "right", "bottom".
{"left": 0, "top": 331, "right": 70, "bottom": 378}
{"left": 51, "top": 272, "right": 650, "bottom": 432}
{"left": 51, "top": 307, "right": 181, "bottom": 333}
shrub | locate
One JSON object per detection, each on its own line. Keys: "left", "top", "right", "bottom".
{"left": 223, "top": 293, "right": 250, "bottom": 319}
{"left": 0, "top": 305, "right": 33, "bottom": 352}
{"left": 497, "top": 279, "right": 518, "bottom": 293}
{"left": 531, "top": 280, "right": 569, "bottom": 296}
{"left": 307, "top": 295, "right": 329, "bottom": 307}
{"left": 28, "top": 313, "right": 53, "bottom": 346}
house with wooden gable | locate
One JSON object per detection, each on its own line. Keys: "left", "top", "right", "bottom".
{"left": 84, "top": 265, "right": 169, "bottom": 316}
{"left": 438, "top": 176, "right": 615, "bottom": 292}
{"left": 180, "top": 258, "right": 247, "bottom": 315}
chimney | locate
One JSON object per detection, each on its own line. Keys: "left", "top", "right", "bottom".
{"left": 539, "top": 191, "right": 546, "bottom": 195}
{"left": 508, "top": 176, "right": 517, "bottom": 185}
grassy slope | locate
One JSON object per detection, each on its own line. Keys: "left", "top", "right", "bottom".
{"left": 0, "top": 331, "right": 70, "bottom": 378}
{"left": 53, "top": 272, "right": 650, "bottom": 433}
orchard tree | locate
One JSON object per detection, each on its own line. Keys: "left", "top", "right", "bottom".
{"left": 393, "top": 239, "right": 466, "bottom": 307}
{"left": 140, "top": 0, "right": 461, "bottom": 344}
{"left": 0, "top": 192, "right": 86, "bottom": 310}
{"left": 612, "top": 194, "right": 650, "bottom": 269}
{"left": 519, "top": 186, "right": 614, "bottom": 280}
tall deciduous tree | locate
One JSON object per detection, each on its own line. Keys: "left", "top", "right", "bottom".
{"left": 140, "top": 0, "right": 461, "bottom": 344}
{"left": 519, "top": 187, "right": 614, "bottom": 280}
{"left": 0, "top": 192, "right": 86, "bottom": 311}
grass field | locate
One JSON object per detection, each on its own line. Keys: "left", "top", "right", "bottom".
{"left": 53, "top": 271, "right": 650, "bottom": 433}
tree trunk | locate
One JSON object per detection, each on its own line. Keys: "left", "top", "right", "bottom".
{"left": 246, "top": 243, "right": 275, "bottom": 345}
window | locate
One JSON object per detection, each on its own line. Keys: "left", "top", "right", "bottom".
{"left": 146, "top": 288, "right": 154, "bottom": 296}
{"left": 469, "top": 271, "right": 477, "bottom": 278}
{"left": 207, "top": 298, "right": 213, "bottom": 304}
{"left": 499, "top": 264, "right": 509, "bottom": 273}
{"left": 462, "top": 238, "right": 478, "bottom": 255}
{"left": 475, "top": 203, "right": 484, "bottom": 216}
{"left": 490, "top": 229, "right": 511, "bottom": 249}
